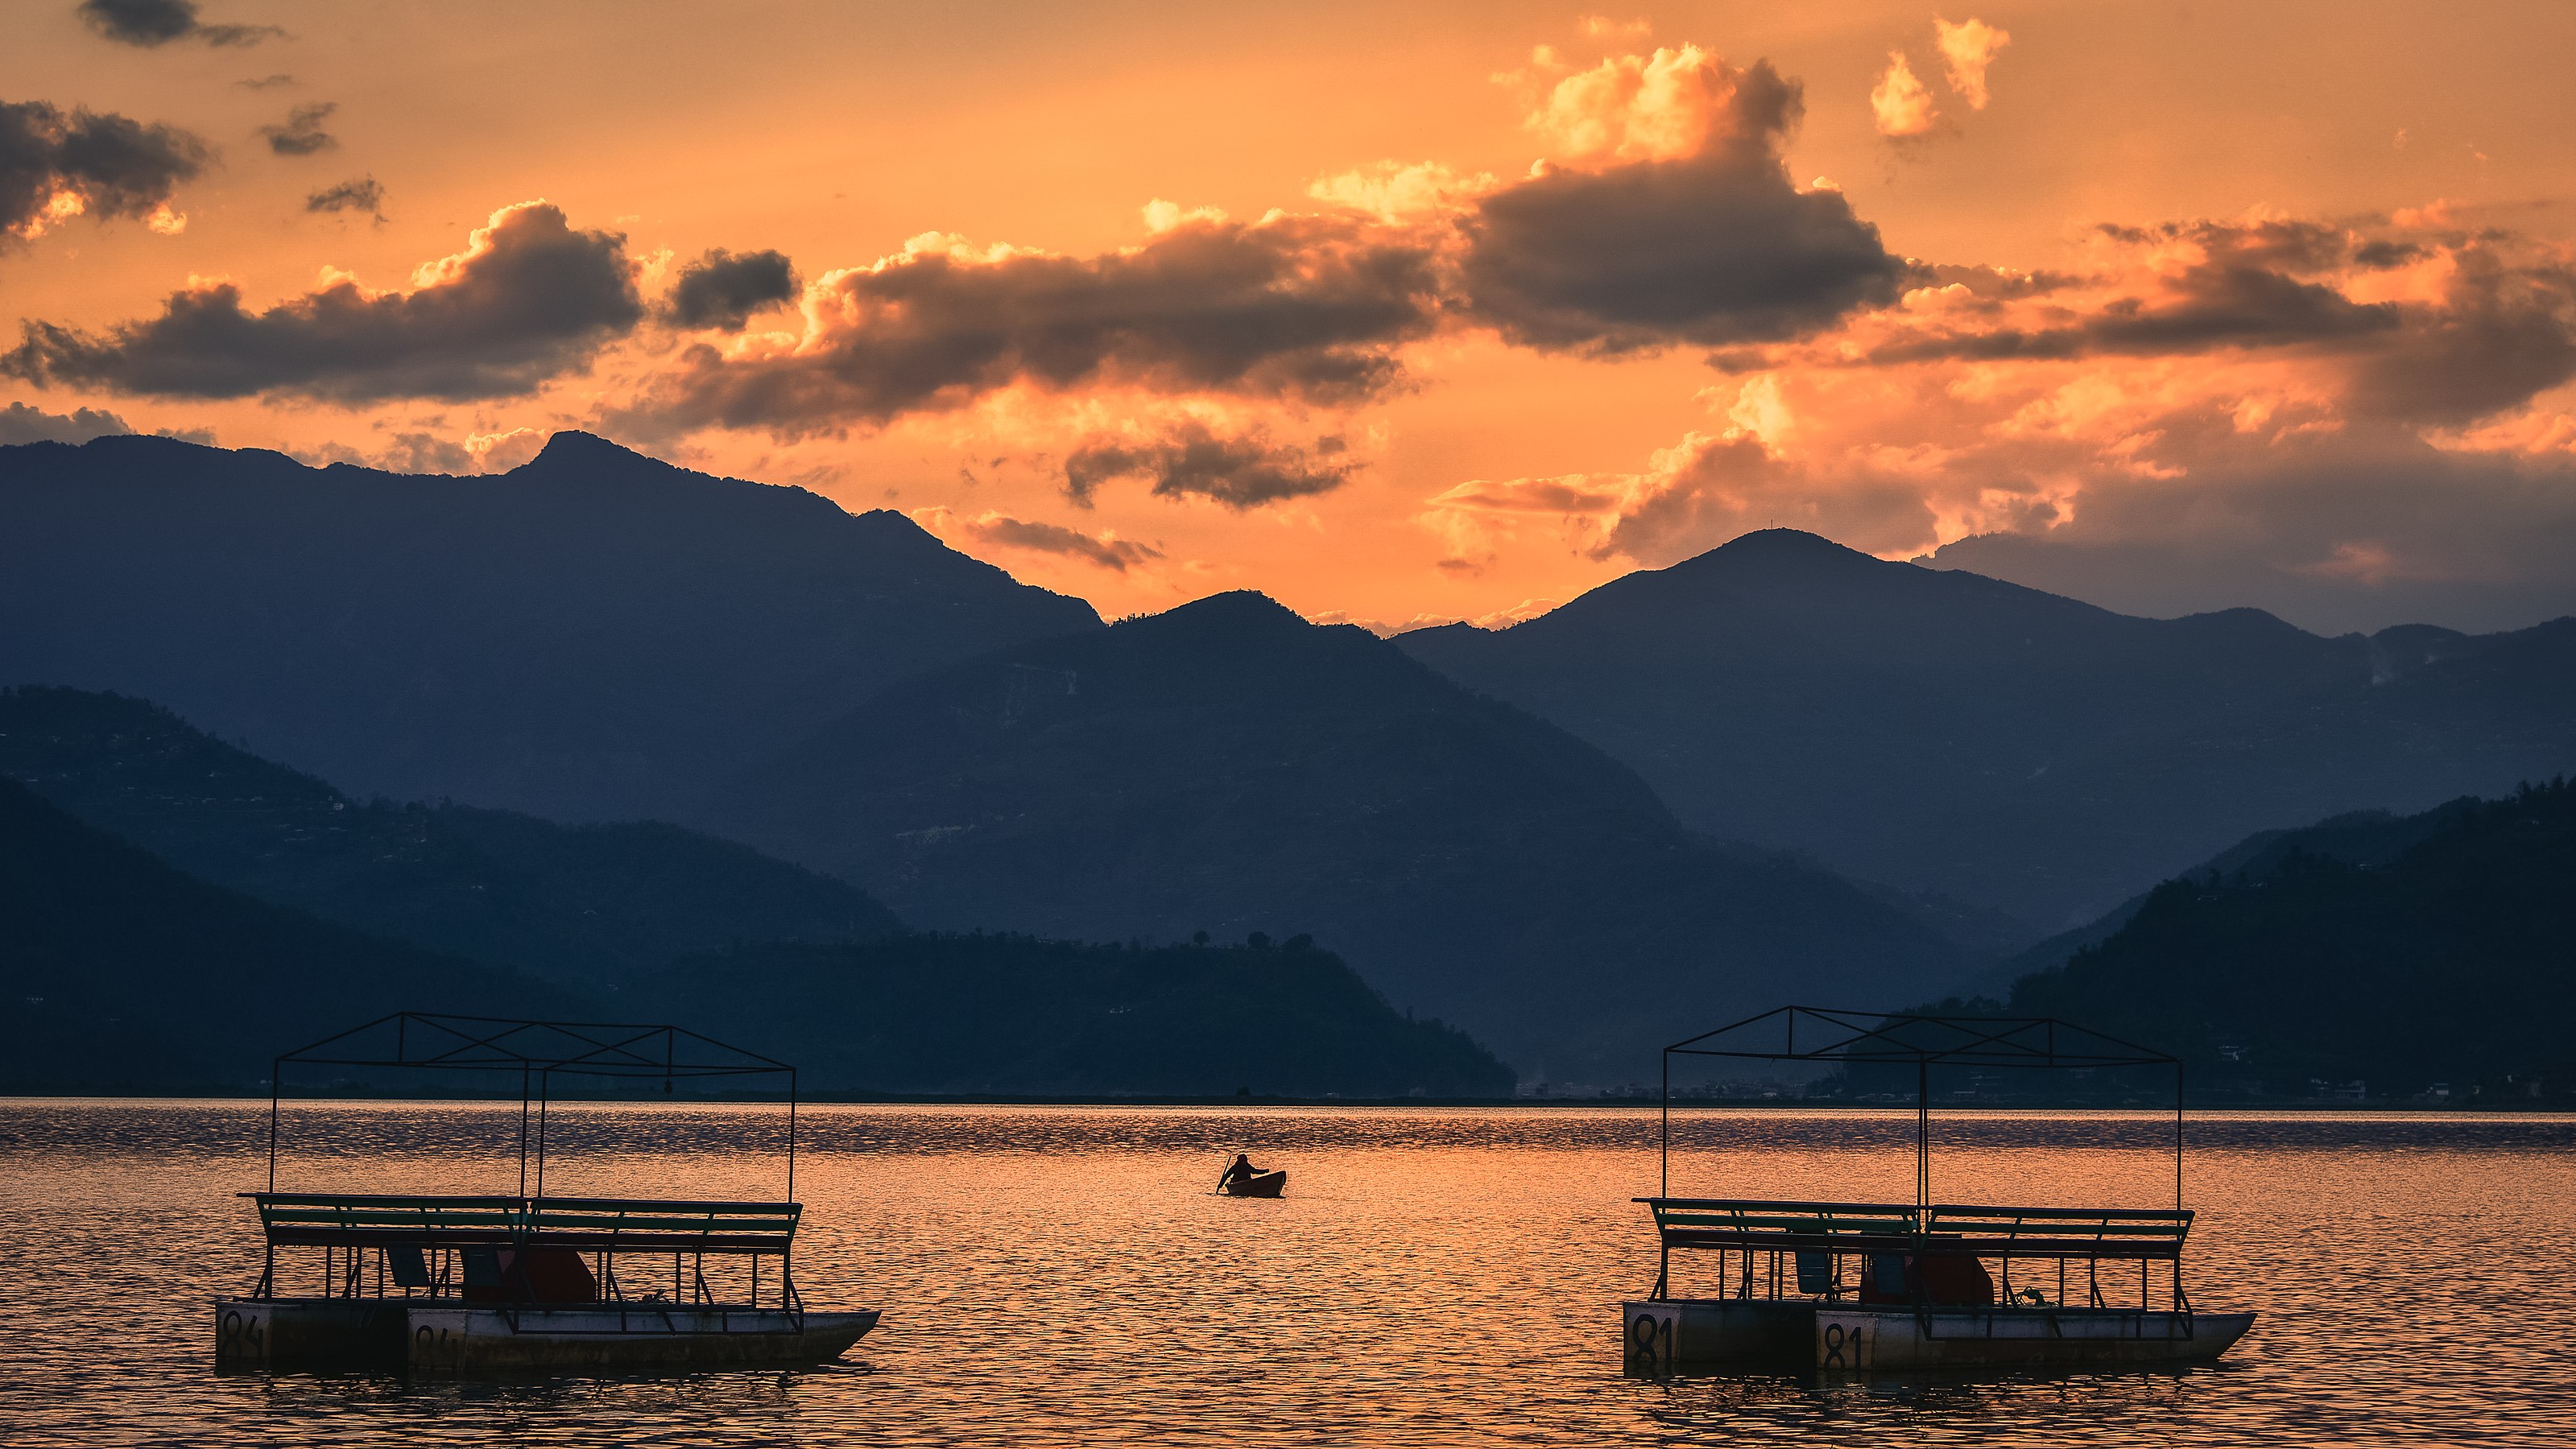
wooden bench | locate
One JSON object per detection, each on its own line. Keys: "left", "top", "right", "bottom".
{"left": 1637, "top": 1199, "right": 2194, "bottom": 1261}
{"left": 251, "top": 1193, "right": 523, "bottom": 1248}
{"left": 248, "top": 1194, "right": 801, "bottom": 1255}
{"left": 521, "top": 1198, "right": 801, "bottom": 1254}
{"left": 1637, "top": 1198, "right": 1921, "bottom": 1253}
{"left": 1921, "top": 1204, "right": 2193, "bottom": 1261}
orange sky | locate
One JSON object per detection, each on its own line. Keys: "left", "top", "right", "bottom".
{"left": 6, "top": 1, "right": 2574, "bottom": 632}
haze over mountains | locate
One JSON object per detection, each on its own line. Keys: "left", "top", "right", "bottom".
{"left": 0, "top": 432, "right": 1100, "bottom": 824}
{"left": 0, "top": 687, "right": 903, "bottom": 988}
{"left": 1399, "top": 530, "right": 2576, "bottom": 929}
{"left": 717, "top": 590, "right": 1966, "bottom": 1078}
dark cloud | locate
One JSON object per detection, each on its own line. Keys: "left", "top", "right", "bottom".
{"left": 951, "top": 513, "right": 1164, "bottom": 571}
{"left": 78, "top": 0, "right": 280, "bottom": 47}
{"left": 1064, "top": 422, "right": 1357, "bottom": 509}
{"left": 664, "top": 247, "right": 799, "bottom": 330}
{"left": 1921, "top": 443, "right": 2576, "bottom": 636}
{"left": 258, "top": 101, "right": 335, "bottom": 157}
{"left": 304, "top": 174, "right": 383, "bottom": 220}
{"left": 0, "top": 99, "right": 209, "bottom": 242}
{"left": 1461, "top": 61, "right": 1906, "bottom": 353}
{"left": 0, "top": 400, "right": 133, "bottom": 444}
{"left": 1855, "top": 223, "right": 2576, "bottom": 424}
{"left": 2347, "top": 248, "right": 2576, "bottom": 425}
{"left": 616, "top": 214, "right": 1441, "bottom": 437}
{"left": 3, "top": 200, "right": 643, "bottom": 402}
{"left": 236, "top": 72, "right": 294, "bottom": 89}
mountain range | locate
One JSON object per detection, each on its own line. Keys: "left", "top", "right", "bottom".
{"left": 0, "top": 685, "right": 903, "bottom": 987}
{"left": 1994, "top": 778, "right": 2576, "bottom": 1100}
{"left": 0, "top": 700, "right": 1491, "bottom": 1096}
{"left": 0, "top": 431, "right": 1100, "bottom": 824}
{"left": 0, "top": 773, "right": 564, "bottom": 1092}
{"left": 8, "top": 431, "right": 2571, "bottom": 1092}
{"left": 1398, "top": 530, "right": 2576, "bottom": 929}
{"left": 714, "top": 589, "right": 1970, "bottom": 1080}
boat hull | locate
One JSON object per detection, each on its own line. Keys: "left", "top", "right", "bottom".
{"left": 217, "top": 1298, "right": 879, "bottom": 1374}
{"left": 1224, "top": 1171, "right": 1287, "bottom": 1198}
{"left": 1623, "top": 1298, "right": 2254, "bottom": 1374}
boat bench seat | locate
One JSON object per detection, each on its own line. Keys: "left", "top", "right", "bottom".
{"left": 249, "top": 1193, "right": 802, "bottom": 1253}
{"left": 254, "top": 1193, "right": 525, "bottom": 1246}
{"left": 1638, "top": 1197, "right": 1921, "bottom": 1253}
{"left": 1636, "top": 1198, "right": 2194, "bottom": 1260}
{"left": 1921, "top": 1203, "right": 2194, "bottom": 1260}
{"left": 522, "top": 1197, "right": 802, "bottom": 1253}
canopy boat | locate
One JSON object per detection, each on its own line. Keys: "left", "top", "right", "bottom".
{"left": 1223, "top": 1170, "right": 1288, "bottom": 1198}
{"left": 214, "top": 1013, "right": 880, "bottom": 1374}
{"left": 1621, "top": 1006, "right": 2255, "bottom": 1375}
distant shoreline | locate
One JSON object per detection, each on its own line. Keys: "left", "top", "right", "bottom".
{"left": 3, "top": 1091, "right": 2570, "bottom": 1114}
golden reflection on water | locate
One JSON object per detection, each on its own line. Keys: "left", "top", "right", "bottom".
{"left": 3, "top": 1103, "right": 2575, "bottom": 1446}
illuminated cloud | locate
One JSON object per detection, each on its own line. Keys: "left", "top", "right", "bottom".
{"left": 258, "top": 101, "right": 337, "bottom": 157}
{"left": 77, "top": 0, "right": 280, "bottom": 47}
{"left": 920, "top": 508, "right": 1166, "bottom": 572}
{"left": 1933, "top": 17, "right": 2011, "bottom": 109}
{"left": 0, "top": 99, "right": 209, "bottom": 243}
{"left": 618, "top": 215, "right": 1442, "bottom": 438}
{"left": 4, "top": 200, "right": 643, "bottom": 402}
{"left": 304, "top": 175, "right": 384, "bottom": 221}
{"left": 1064, "top": 419, "right": 1358, "bottom": 509}
{"left": 1871, "top": 52, "right": 1940, "bottom": 138}
{"left": 664, "top": 247, "right": 800, "bottom": 331}
{"left": 1426, "top": 426, "right": 1934, "bottom": 568}
{"left": 1463, "top": 51, "right": 1904, "bottom": 353}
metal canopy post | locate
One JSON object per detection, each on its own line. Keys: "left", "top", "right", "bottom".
{"left": 257, "top": 1012, "right": 800, "bottom": 1203}
{"left": 1651, "top": 1006, "right": 2188, "bottom": 1217}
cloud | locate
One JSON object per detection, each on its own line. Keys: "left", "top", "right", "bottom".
{"left": 1871, "top": 52, "right": 1941, "bottom": 138}
{"left": 0, "top": 400, "right": 134, "bottom": 444}
{"left": 304, "top": 175, "right": 383, "bottom": 220}
{"left": 0, "top": 99, "right": 210, "bottom": 242}
{"left": 616, "top": 215, "right": 1442, "bottom": 438}
{"left": 236, "top": 72, "right": 293, "bottom": 89}
{"left": 1830, "top": 220, "right": 2576, "bottom": 426}
{"left": 1425, "top": 424, "right": 1934, "bottom": 568}
{"left": 1933, "top": 17, "right": 2010, "bottom": 110}
{"left": 664, "top": 247, "right": 799, "bottom": 330}
{"left": 4, "top": 200, "right": 643, "bottom": 402}
{"left": 1461, "top": 50, "right": 1906, "bottom": 353}
{"left": 920, "top": 508, "right": 1166, "bottom": 571}
{"left": 1064, "top": 420, "right": 1359, "bottom": 509}
{"left": 258, "top": 101, "right": 335, "bottom": 157}
{"left": 78, "top": 0, "right": 280, "bottom": 47}
{"left": 1918, "top": 441, "right": 2576, "bottom": 635}
{"left": 294, "top": 424, "right": 547, "bottom": 474}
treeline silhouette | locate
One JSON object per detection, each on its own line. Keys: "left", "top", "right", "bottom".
{"left": 648, "top": 933, "right": 1515, "bottom": 1098}
{"left": 1984, "top": 778, "right": 2576, "bottom": 1101}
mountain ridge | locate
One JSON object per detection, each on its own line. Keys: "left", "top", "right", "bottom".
{"left": 1397, "top": 529, "right": 2576, "bottom": 927}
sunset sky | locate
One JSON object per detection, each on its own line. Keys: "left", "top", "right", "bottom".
{"left": 6, "top": 0, "right": 2573, "bottom": 634}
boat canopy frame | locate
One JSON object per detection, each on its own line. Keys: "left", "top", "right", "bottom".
{"left": 1657, "top": 1005, "right": 2184, "bottom": 1212}
{"left": 264, "top": 1011, "right": 800, "bottom": 1201}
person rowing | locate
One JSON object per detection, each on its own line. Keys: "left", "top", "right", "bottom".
{"left": 1217, "top": 1153, "right": 1269, "bottom": 1191}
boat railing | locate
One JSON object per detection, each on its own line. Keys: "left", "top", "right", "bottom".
{"left": 242, "top": 1192, "right": 805, "bottom": 1313}
{"left": 1635, "top": 1196, "right": 2196, "bottom": 1311}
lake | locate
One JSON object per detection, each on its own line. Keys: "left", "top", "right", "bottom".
{"left": 3, "top": 1102, "right": 2574, "bottom": 1446}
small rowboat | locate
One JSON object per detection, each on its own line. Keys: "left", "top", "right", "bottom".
{"left": 1224, "top": 1170, "right": 1287, "bottom": 1198}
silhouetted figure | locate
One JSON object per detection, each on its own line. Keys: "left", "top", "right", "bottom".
{"left": 1217, "top": 1154, "right": 1265, "bottom": 1191}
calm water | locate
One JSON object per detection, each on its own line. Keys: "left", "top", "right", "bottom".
{"left": 3, "top": 1101, "right": 2574, "bottom": 1446}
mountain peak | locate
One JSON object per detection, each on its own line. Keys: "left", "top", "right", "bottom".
{"left": 522, "top": 429, "right": 654, "bottom": 471}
